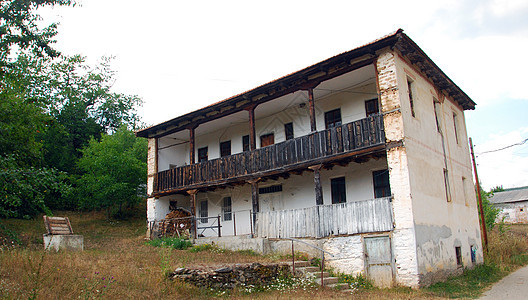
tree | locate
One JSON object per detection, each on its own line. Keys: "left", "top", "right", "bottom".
{"left": 0, "top": 155, "right": 70, "bottom": 218}
{"left": 477, "top": 186, "right": 500, "bottom": 231}
{"left": 0, "top": 0, "right": 73, "bottom": 66}
{"left": 77, "top": 128, "right": 147, "bottom": 218}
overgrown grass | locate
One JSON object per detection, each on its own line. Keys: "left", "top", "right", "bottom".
{"left": 2, "top": 209, "right": 528, "bottom": 299}
{"left": 146, "top": 237, "right": 192, "bottom": 250}
{"left": 425, "top": 264, "right": 504, "bottom": 298}
{"left": 424, "top": 225, "right": 528, "bottom": 298}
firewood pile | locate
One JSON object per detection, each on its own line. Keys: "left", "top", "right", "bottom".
{"left": 159, "top": 208, "right": 192, "bottom": 238}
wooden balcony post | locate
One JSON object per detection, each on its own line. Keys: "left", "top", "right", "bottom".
{"left": 246, "top": 105, "right": 257, "bottom": 150}
{"left": 187, "top": 189, "right": 198, "bottom": 239}
{"left": 188, "top": 127, "right": 196, "bottom": 164}
{"left": 308, "top": 88, "right": 317, "bottom": 132}
{"left": 308, "top": 165, "right": 323, "bottom": 205}
{"left": 247, "top": 178, "right": 261, "bottom": 230}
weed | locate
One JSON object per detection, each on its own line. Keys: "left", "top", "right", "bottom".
{"left": 159, "top": 248, "right": 173, "bottom": 277}
{"left": 426, "top": 263, "right": 503, "bottom": 298}
{"left": 145, "top": 237, "right": 192, "bottom": 250}
{"left": 310, "top": 257, "right": 321, "bottom": 268}
{"left": 188, "top": 243, "right": 226, "bottom": 253}
{"left": 80, "top": 272, "right": 116, "bottom": 299}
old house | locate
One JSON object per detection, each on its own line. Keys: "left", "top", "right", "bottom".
{"left": 136, "top": 29, "right": 483, "bottom": 288}
{"left": 490, "top": 187, "right": 528, "bottom": 224}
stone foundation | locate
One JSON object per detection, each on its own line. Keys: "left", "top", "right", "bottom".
{"left": 170, "top": 263, "right": 290, "bottom": 290}
{"left": 43, "top": 234, "right": 84, "bottom": 251}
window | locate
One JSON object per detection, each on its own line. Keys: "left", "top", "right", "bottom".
{"left": 325, "top": 108, "right": 342, "bottom": 129}
{"left": 444, "top": 168, "right": 451, "bottom": 202}
{"left": 373, "top": 170, "right": 391, "bottom": 198}
{"left": 433, "top": 98, "right": 441, "bottom": 133}
{"left": 259, "top": 184, "right": 282, "bottom": 194}
{"left": 198, "top": 147, "right": 208, "bottom": 162}
{"left": 169, "top": 200, "right": 177, "bottom": 211}
{"left": 462, "top": 177, "right": 468, "bottom": 206}
{"left": 453, "top": 112, "right": 459, "bottom": 144}
{"left": 331, "top": 177, "right": 346, "bottom": 204}
{"left": 260, "top": 133, "right": 274, "bottom": 147}
{"left": 470, "top": 245, "right": 476, "bottom": 263}
{"left": 407, "top": 77, "right": 415, "bottom": 117}
{"left": 455, "top": 246, "right": 462, "bottom": 266}
{"left": 199, "top": 200, "right": 208, "bottom": 223}
{"left": 242, "top": 135, "right": 250, "bottom": 152}
{"left": 365, "top": 99, "right": 379, "bottom": 117}
{"left": 222, "top": 197, "right": 232, "bottom": 221}
{"left": 284, "top": 122, "right": 294, "bottom": 140}
{"left": 220, "top": 140, "right": 231, "bottom": 157}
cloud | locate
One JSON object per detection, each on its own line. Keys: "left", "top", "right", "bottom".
{"left": 474, "top": 127, "right": 528, "bottom": 190}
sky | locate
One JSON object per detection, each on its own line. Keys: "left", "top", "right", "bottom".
{"left": 39, "top": 0, "right": 528, "bottom": 190}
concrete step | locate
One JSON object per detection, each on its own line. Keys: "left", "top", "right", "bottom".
{"left": 306, "top": 271, "right": 330, "bottom": 278}
{"left": 298, "top": 266, "right": 320, "bottom": 273}
{"left": 286, "top": 260, "right": 310, "bottom": 268}
{"left": 315, "top": 276, "right": 338, "bottom": 285}
{"left": 326, "top": 283, "right": 350, "bottom": 290}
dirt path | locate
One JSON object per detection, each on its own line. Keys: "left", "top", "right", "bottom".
{"left": 479, "top": 265, "right": 528, "bottom": 299}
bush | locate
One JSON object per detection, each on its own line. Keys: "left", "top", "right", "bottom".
{"left": 146, "top": 237, "right": 192, "bottom": 250}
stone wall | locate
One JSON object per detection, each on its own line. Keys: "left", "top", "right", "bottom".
{"left": 170, "top": 263, "right": 290, "bottom": 290}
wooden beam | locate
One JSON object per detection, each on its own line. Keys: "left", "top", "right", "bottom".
{"left": 308, "top": 88, "right": 317, "bottom": 132}
{"left": 189, "top": 127, "right": 196, "bottom": 164}
{"left": 247, "top": 105, "right": 257, "bottom": 151}
{"left": 187, "top": 189, "right": 198, "bottom": 239}
{"left": 308, "top": 165, "right": 323, "bottom": 205}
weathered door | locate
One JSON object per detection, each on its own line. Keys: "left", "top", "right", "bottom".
{"left": 260, "top": 193, "right": 282, "bottom": 212}
{"left": 364, "top": 235, "right": 394, "bottom": 288}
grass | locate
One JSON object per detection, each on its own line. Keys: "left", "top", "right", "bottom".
{"left": 423, "top": 224, "right": 528, "bottom": 298}
{"left": 1, "top": 208, "right": 528, "bottom": 299}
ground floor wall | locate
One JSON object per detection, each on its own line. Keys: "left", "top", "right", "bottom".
{"left": 147, "top": 157, "right": 389, "bottom": 237}
{"left": 495, "top": 202, "right": 528, "bottom": 224}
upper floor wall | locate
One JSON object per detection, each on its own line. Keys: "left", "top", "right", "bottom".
{"left": 157, "top": 65, "right": 379, "bottom": 172}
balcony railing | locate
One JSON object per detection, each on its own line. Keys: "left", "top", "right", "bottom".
{"left": 257, "top": 197, "right": 394, "bottom": 239}
{"left": 155, "top": 114, "right": 385, "bottom": 193}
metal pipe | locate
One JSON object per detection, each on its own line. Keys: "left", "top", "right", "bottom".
{"left": 292, "top": 240, "right": 295, "bottom": 275}
{"left": 217, "top": 215, "right": 221, "bottom": 237}
{"left": 321, "top": 252, "right": 325, "bottom": 287}
{"left": 233, "top": 212, "right": 236, "bottom": 236}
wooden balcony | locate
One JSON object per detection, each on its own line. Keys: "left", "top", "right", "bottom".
{"left": 154, "top": 114, "right": 385, "bottom": 195}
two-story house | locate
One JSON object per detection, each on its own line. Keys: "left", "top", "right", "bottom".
{"left": 136, "top": 29, "right": 483, "bottom": 288}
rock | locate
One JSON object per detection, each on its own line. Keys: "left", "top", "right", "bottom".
{"left": 215, "top": 267, "right": 232, "bottom": 273}
{"left": 173, "top": 267, "right": 187, "bottom": 274}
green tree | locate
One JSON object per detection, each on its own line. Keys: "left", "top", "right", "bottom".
{"left": 477, "top": 186, "right": 500, "bottom": 231}
{"left": 77, "top": 128, "right": 147, "bottom": 218}
{"left": 0, "top": 155, "right": 71, "bottom": 218}
{"left": 0, "top": 0, "right": 73, "bottom": 66}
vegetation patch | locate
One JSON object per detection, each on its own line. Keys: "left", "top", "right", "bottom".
{"left": 145, "top": 237, "right": 192, "bottom": 250}
{"left": 425, "top": 264, "right": 504, "bottom": 298}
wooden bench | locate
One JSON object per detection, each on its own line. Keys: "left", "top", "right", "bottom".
{"left": 43, "top": 216, "right": 74, "bottom": 235}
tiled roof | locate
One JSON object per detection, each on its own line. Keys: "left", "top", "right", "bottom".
{"left": 490, "top": 187, "right": 528, "bottom": 204}
{"left": 136, "top": 29, "right": 476, "bottom": 138}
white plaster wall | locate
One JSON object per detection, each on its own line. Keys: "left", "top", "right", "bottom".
{"left": 155, "top": 81, "right": 378, "bottom": 170}
{"left": 391, "top": 53, "right": 483, "bottom": 285}
{"left": 158, "top": 137, "right": 188, "bottom": 171}
{"left": 324, "top": 235, "right": 365, "bottom": 276}
{"left": 377, "top": 50, "right": 420, "bottom": 288}
{"left": 193, "top": 157, "right": 388, "bottom": 237}
{"left": 496, "top": 202, "right": 528, "bottom": 224}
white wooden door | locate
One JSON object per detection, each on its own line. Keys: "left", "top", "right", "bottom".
{"left": 364, "top": 235, "right": 394, "bottom": 288}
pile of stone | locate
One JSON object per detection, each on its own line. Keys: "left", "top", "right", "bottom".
{"left": 169, "top": 263, "right": 290, "bottom": 290}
